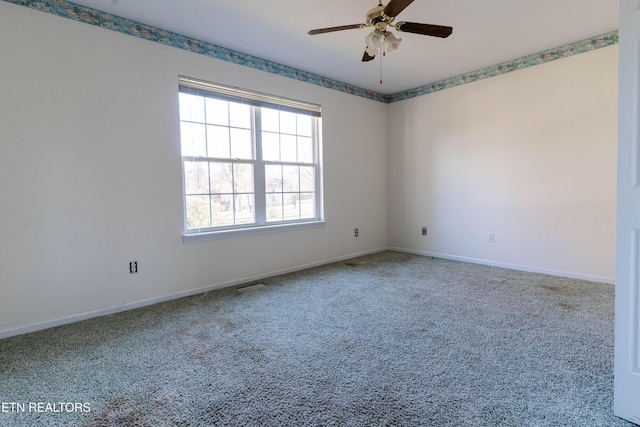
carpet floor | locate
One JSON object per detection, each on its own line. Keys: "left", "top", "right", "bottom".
{"left": 0, "top": 251, "right": 634, "bottom": 426}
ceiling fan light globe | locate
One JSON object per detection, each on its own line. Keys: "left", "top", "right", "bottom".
{"left": 365, "top": 46, "right": 379, "bottom": 56}
{"left": 385, "top": 32, "right": 402, "bottom": 52}
{"left": 365, "top": 29, "right": 384, "bottom": 51}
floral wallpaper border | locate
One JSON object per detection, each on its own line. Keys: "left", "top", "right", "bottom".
{"left": 386, "top": 30, "right": 619, "bottom": 103}
{"left": 3, "top": 0, "right": 619, "bottom": 104}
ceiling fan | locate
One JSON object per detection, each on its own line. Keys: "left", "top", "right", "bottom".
{"left": 308, "top": 0, "right": 452, "bottom": 63}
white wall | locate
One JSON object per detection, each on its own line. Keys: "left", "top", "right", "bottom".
{"left": 388, "top": 45, "right": 618, "bottom": 283}
{"left": 0, "top": 3, "right": 389, "bottom": 336}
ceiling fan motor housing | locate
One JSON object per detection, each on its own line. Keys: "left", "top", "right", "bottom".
{"left": 366, "top": 5, "right": 394, "bottom": 30}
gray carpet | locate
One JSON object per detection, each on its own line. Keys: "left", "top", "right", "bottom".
{"left": 0, "top": 251, "right": 634, "bottom": 426}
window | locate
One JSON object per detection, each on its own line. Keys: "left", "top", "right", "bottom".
{"left": 178, "top": 76, "right": 323, "bottom": 240}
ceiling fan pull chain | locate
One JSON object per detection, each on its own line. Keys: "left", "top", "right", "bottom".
{"left": 382, "top": 33, "right": 386, "bottom": 57}
{"left": 379, "top": 35, "right": 385, "bottom": 85}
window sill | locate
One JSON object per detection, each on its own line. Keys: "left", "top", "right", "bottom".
{"left": 183, "top": 220, "right": 326, "bottom": 243}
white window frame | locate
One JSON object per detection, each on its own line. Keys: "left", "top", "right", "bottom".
{"left": 178, "top": 76, "right": 324, "bottom": 242}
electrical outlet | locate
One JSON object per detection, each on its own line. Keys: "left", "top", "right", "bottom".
{"left": 422, "top": 227, "right": 427, "bottom": 236}
{"left": 129, "top": 261, "right": 138, "bottom": 274}
{"left": 354, "top": 228, "right": 359, "bottom": 237}
{"left": 488, "top": 232, "right": 495, "bottom": 243}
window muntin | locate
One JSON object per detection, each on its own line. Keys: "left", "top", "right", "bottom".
{"left": 178, "top": 77, "right": 322, "bottom": 235}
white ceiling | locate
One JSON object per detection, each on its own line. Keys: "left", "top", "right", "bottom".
{"left": 67, "top": 0, "right": 619, "bottom": 95}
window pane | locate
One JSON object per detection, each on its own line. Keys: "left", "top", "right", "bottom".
{"left": 261, "top": 108, "right": 279, "bottom": 132}
{"left": 179, "top": 93, "right": 205, "bottom": 123}
{"left": 300, "top": 193, "right": 316, "bottom": 219}
{"left": 229, "top": 102, "right": 251, "bottom": 128}
{"left": 266, "top": 194, "right": 283, "bottom": 222}
{"left": 207, "top": 125, "right": 230, "bottom": 158}
{"left": 235, "top": 195, "right": 255, "bottom": 225}
{"left": 184, "top": 161, "right": 210, "bottom": 194}
{"left": 186, "top": 195, "right": 211, "bottom": 229}
{"left": 265, "top": 165, "right": 282, "bottom": 193}
{"left": 234, "top": 163, "right": 254, "bottom": 193}
{"left": 210, "top": 162, "right": 233, "bottom": 194}
{"left": 205, "top": 98, "right": 228, "bottom": 126}
{"left": 280, "top": 111, "right": 297, "bottom": 134}
{"left": 281, "top": 134, "right": 297, "bottom": 162}
{"left": 298, "top": 137, "right": 313, "bottom": 163}
{"left": 262, "top": 132, "right": 280, "bottom": 161}
{"left": 283, "top": 193, "right": 300, "bottom": 220}
{"left": 283, "top": 166, "right": 299, "bottom": 193}
{"left": 300, "top": 166, "right": 315, "bottom": 192}
{"left": 230, "top": 128, "right": 252, "bottom": 159}
{"left": 212, "top": 195, "right": 234, "bottom": 226}
{"left": 181, "top": 122, "right": 207, "bottom": 158}
{"left": 297, "top": 114, "right": 312, "bottom": 137}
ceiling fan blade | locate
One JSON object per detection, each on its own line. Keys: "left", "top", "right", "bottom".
{"left": 383, "top": 0, "right": 415, "bottom": 18}
{"left": 395, "top": 22, "right": 453, "bottom": 38}
{"left": 308, "top": 24, "right": 363, "bottom": 35}
{"left": 362, "top": 51, "right": 375, "bottom": 62}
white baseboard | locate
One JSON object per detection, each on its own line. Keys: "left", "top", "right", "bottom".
{"left": 2, "top": 245, "right": 611, "bottom": 339}
{"left": 389, "top": 246, "right": 615, "bottom": 285}
{"left": 0, "top": 247, "right": 388, "bottom": 340}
